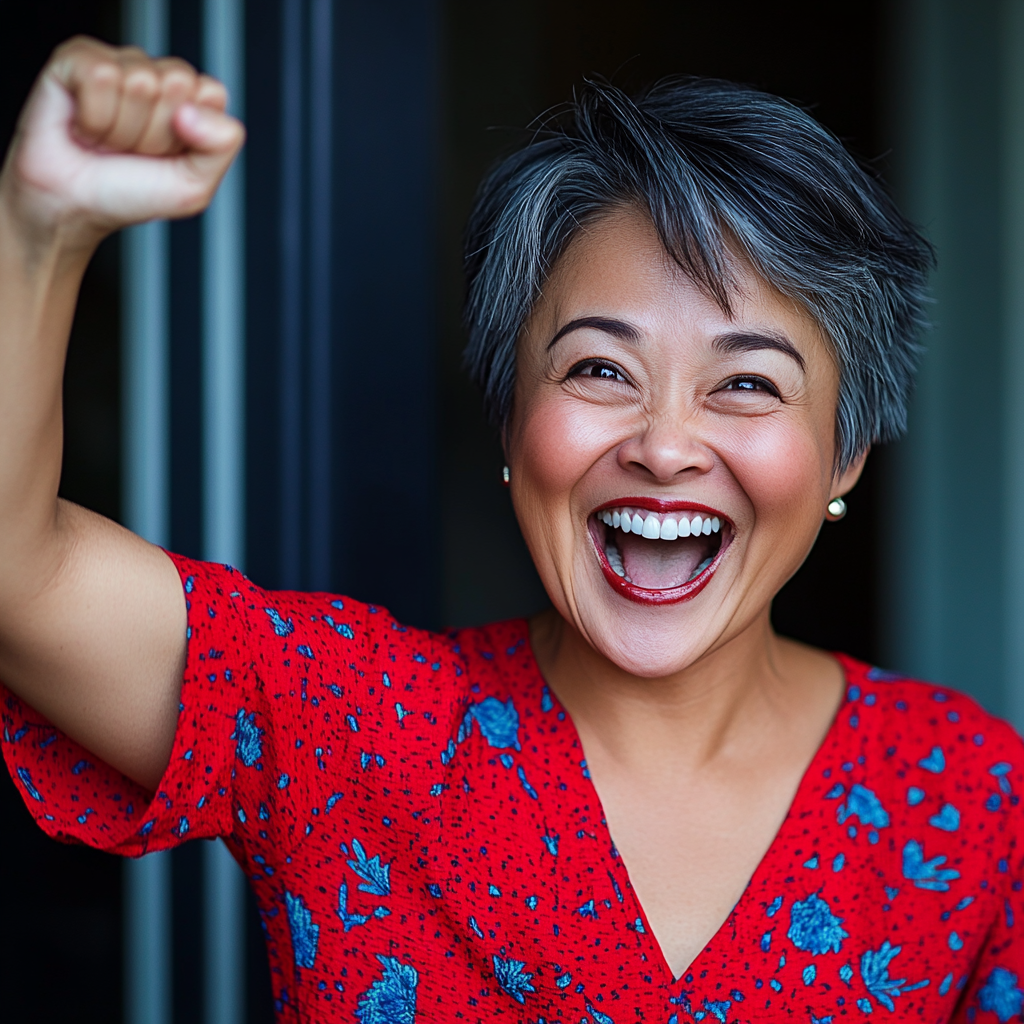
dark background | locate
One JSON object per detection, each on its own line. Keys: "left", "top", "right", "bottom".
{"left": 0, "top": 1, "right": 885, "bottom": 1020}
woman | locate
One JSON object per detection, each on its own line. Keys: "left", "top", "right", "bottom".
{"left": 1, "top": 37, "right": 1020, "bottom": 1023}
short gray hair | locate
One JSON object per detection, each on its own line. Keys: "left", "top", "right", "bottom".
{"left": 462, "top": 77, "right": 934, "bottom": 470}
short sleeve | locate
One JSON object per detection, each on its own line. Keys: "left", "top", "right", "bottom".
{"left": 1, "top": 554, "right": 391, "bottom": 861}
{"left": 952, "top": 722, "right": 1024, "bottom": 1022}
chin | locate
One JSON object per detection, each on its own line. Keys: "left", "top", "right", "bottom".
{"left": 589, "top": 623, "right": 712, "bottom": 679}
{"left": 566, "top": 557, "right": 739, "bottom": 680}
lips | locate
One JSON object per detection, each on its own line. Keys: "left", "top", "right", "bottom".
{"left": 589, "top": 498, "right": 732, "bottom": 605}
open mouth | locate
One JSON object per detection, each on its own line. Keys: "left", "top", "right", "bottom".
{"left": 588, "top": 500, "right": 733, "bottom": 604}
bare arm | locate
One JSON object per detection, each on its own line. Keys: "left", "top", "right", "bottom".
{"left": 0, "top": 38, "right": 243, "bottom": 790}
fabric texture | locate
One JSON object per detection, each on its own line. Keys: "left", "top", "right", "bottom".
{"left": 3, "top": 554, "right": 1024, "bottom": 1023}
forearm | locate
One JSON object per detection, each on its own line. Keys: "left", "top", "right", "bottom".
{"left": 0, "top": 191, "right": 187, "bottom": 790}
{"left": 0, "top": 36, "right": 242, "bottom": 790}
{"left": 0, "top": 188, "right": 97, "bottom": 609}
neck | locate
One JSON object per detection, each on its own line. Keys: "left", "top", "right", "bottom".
{"left": 529, "top": 605, "right": 844, "bottom": 775}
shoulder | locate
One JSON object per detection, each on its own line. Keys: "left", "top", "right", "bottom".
{"left": 834, "top": 654, "right": 1024, "bottom": 871}
{"left": 837, "top": 653, "right": 1024, "bottom": 772}
{"left": 171, "top": 553, "right": 441, "bottom": 684}
{"left": 170, "top": 553, "right": 540, "bottom": 717}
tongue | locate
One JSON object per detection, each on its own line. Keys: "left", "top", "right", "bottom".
{"left": 618, "top": 533, "right": 707, "bottom": 589}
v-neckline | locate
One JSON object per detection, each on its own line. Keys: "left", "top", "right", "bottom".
{"left": 516, "top": 627, "right": 853, "bottom": 986}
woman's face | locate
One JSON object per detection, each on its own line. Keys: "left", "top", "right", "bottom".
{"left": 508, "top": 206, "right": 865, "bottom": 677}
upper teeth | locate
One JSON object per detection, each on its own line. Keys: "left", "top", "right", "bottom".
{"left": 598, "top": 508, "right": 722, "bottom": 541}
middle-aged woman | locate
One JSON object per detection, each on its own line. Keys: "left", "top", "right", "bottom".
{"left": 1, "top": 37, "right": 1022, "bottom": 1024}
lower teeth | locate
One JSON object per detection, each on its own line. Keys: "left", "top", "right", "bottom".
{"left": 689, "top": 556, "right": 714, "bottom": 580}
{"left": 604, "top": 549, "right": 715, "bottom": 585}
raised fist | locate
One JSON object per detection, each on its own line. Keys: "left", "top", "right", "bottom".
{"left": 1, "top": 35, "right": 245, "bottom": 249}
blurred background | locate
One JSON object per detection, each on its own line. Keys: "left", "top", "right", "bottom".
{"left": 1, "top": 0, "right": 1020, "bottom": 1020}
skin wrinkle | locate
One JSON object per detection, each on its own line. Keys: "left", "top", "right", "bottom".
{"left": 1, "top": 52, "right": 976, "bottom": 1004}
{"left": 506, "top": 205, "right": 866, "bottom": 975}
{"left": 464, "top": 81, "right": 934, "bottom": 475}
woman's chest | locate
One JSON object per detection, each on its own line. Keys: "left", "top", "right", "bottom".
{"left": 413, "top": 696, "right": 995, "bottom": 1022}
{"left": 275, "top": 751, "right": 993, "bottom": 1024}
{"left": 255, "top": 660, "right": 1013, "bottom": 1023}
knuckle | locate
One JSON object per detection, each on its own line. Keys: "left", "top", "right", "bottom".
{"left": 123, "top": 67, "right": 160, "bottom": 98}
{"left": 161, "top": 66, "right": 197, "bottom": 94}
{"left": 86, "top": 60, "right": 121, "bottom": 85}
{"left": 157, "top": 56, "right": 197, "bottom": 76}
{"left": 52, "top": 35, "right": 98, "bottom": 59}
{"left": 196, "top": 74, "right": 228, "bottom": 97}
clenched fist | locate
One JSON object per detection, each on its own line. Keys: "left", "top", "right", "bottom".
{"left": 1, "top": 35, "right": 244, "bottom": 252}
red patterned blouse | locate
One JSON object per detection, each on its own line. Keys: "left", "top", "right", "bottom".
{"left": 3, "top": 554, "right": 1024, "bottom": 1023}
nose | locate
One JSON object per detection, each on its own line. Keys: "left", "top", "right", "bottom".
{"left": 616, "top": 410, "right": 715, "bottom": 484}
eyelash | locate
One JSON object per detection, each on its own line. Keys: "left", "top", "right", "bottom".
{"left": 564, "top": 360, "right": 628, "bottom": 383}
{"left": 564, "top": 365, "right": 783, "bottom": 402}
{"left": 717, "top": 375, "right": 781, "bottom": 398}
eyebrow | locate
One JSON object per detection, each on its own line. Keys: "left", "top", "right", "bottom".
{"left": 546, "top": 316, "right": 642, "bottom": 350}
{"left": 712, "top": 330, "right": 806, "bottom": 372}
{"left": 546, "top": 317, "right": 807, "bottom": 373}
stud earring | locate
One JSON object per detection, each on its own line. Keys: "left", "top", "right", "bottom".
{"left": 502, "top": 465, "right": 510, "bottom": 486}
{"left": 826, "top": 496, "right": 847, "bottom": 521}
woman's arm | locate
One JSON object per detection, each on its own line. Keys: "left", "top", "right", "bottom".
{"left": 0, "top": 37, "right": 243, "bottom": 790}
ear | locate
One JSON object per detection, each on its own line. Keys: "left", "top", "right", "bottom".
{"left": 831, "top": 446, "right": 871, "bottom": 500}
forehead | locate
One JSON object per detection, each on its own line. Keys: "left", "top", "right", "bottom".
{"left": 529, "top": 206, "right": 828, "bottom": 355}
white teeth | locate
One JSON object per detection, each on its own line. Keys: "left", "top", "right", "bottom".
{"left": 597, "top": 506, "right": 727, "bottom": 547}
{"left": 606, "top": 540, "right": 626, "bottom": 576}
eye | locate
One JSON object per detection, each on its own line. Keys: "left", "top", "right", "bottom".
{"left": 565, "top": 360, "right": 628, "bottom": 383}
{"left": 717, "top": 375, "right": 781, "bottom": 398}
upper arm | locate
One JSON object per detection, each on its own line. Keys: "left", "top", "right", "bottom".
{"left": 0, "top": 499, "right": 186, "bottom": 790}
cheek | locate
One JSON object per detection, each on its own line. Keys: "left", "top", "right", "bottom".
{"left": 513, "top": 396, "right": 628, "bottom": 497}
{"left": 723, "top": 416, "right": 832, "bottom": 530}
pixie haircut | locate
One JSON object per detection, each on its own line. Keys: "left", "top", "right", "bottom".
{"left": 462, "top": 78, "right": 934, "bottom": 471}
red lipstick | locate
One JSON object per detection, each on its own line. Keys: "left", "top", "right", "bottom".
{"left": 589, "top": 498, "right": 732, "bottom": 606}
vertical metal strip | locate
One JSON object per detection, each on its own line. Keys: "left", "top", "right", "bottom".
{"left": 280, "top": 0, "right": 305, "bottom": 589}
{"left": 307, "top": 0, "right": 333, "bottom": 590}
{"left": 879, "top": 0, "right": 946, "bottom": 684}
{"left": 124, "top": 849, "right": 172, "bottom": 1024}
{"left": 202, "top": 839, "right": 245, "bottom": 1024}
{"left": 202, "top": 2, "right": 246, "bottom": 1023}
{"left": 122, "top": 3, "right": 172, "bottom": 1023}
{"left": 1002, "top": 0, "right": 1024, "bottom": 731}
{"left": 123, "top": 219, "right": 170, "bottom": 548}
{"left": 882, "top": 1, "right": 1006, "bottom": 708}
{"left": 203, "top": 0, "right": 246, "bottom": 570}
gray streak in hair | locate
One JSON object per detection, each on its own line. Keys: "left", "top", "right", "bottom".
{"left": 462, "top": 77, "right": 934, "bottom": 470}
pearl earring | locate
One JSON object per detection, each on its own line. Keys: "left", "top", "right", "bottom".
{"left": 502, "top": 465, "right": 510, "bottom": 486}
{"left": 826, "top": 497, "right": 847, "bottom": 520}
